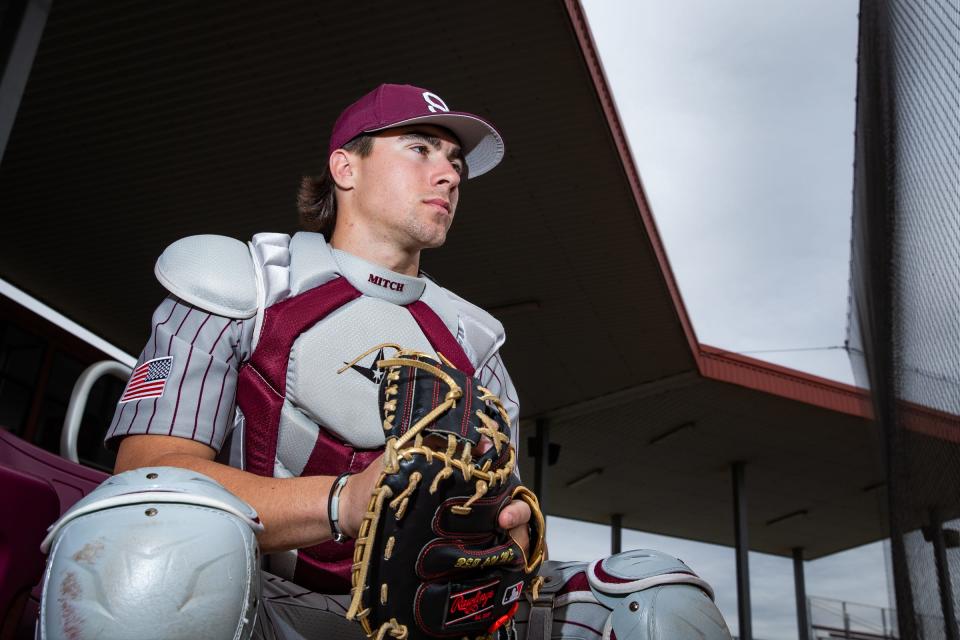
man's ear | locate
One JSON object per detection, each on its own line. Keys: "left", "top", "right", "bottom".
{"left": 329, "top": 149, "right": 357, "bottom": 189}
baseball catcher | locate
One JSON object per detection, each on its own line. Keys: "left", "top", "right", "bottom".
{"left": 344, "top": 346, "right": 546, "bottom": 640}
{"left": 36, "top": 83, "right": 731, "bottom": 640}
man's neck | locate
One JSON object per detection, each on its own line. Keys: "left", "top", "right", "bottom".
{"left": 329, "top": 226, "right": 421, "bottom": 277}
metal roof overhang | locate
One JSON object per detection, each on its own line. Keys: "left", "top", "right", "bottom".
{"left": 2, "top": 1, "right": 957, "bottom": 559}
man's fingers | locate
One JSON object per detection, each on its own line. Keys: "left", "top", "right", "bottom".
{"left": 475, "top": 435, "right": 494, "bottom": 455}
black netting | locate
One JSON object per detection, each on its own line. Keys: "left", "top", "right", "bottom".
{"left": 848, "top": 0, "right": 960, "bottom": 638}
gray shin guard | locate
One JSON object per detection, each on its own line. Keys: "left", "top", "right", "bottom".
{"left": 587, "top": 550, "right": 732, "bottom": 640}
{"left": 39, "top": 467, "right": 263, "bottom": 640}
{"left": 522, "top": 551, "right": 732, "bottom": 640}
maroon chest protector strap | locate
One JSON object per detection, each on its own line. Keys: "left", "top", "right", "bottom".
{"left": 237, "top": 278, "right": 476, "bottom": 593}
{"left": 407, "top": 300, "right": 475, "bottom": 376}
{"left": 238, "top": 277, "right": 362, "bottom": 478}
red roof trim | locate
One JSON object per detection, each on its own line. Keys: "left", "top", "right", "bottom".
{"left": 698, "top": 347, "right": 960, "bottom": 443}
{"left": 698, "top": 345, "right": 873, "bottom": 418}
{"left": 900, "top": 400, "right": 960, "bottom": 444}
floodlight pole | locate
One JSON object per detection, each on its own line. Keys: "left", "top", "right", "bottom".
{"left": 792, "top": 547, "right": 810, "bottom": 640}
{"left": 732, "top": 462, "right": 752, "bottom": 640}
{"left": 930, "top": 508, "right": 958, "bottom": 640}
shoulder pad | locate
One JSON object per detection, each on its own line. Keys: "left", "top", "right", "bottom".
{"left": 587, "top": 549, "right": 715, "bottom": 605}
{"left": 449, "top": 289, "right": 506, "bottom": 367}
{"left": 155, "top": 235, "right": 258, "bottom": 318}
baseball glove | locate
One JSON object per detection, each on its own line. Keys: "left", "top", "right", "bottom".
{"left": 345, "top": 346, "right": 546, "bottom": 640}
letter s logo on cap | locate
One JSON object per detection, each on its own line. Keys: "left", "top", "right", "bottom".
{"left": 423, "top": 91, "right": 450, "bottom": 113}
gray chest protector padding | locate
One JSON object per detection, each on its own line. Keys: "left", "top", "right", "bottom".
{"left": 272, "top": 232, "right": 507, "bottom": 467}
{"left": 154, "top": 232, "right": 507, "bottom": 476}
{"left": 153, "top": 232, "right": 505, "bottom": 363}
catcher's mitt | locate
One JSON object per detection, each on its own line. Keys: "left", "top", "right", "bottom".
{"left": 344, "top": 346, "right": 546, "bottom": 640}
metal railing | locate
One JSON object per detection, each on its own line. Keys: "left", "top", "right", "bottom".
{"left": 60, "top": 359, "right": 131, "bottom": 463}
{"left": 809, "top": 596, "right": 898, "bottom": 639}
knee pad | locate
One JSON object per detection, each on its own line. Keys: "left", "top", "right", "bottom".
{"left": 39, "top": 467, "right": 263, "bottom": 640}
{"left": 587, "top": 550, "right": 732, "bottom": 640}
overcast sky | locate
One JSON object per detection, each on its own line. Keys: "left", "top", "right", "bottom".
{"left": 542, "top": 2, "right": 891, "bottom": 638}
{"left": 582, "top": 0, "right": 860, "bottom": 385}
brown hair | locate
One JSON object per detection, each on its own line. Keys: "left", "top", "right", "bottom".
{"left": 298, "top": 135, "right": 374, "bottom": 239}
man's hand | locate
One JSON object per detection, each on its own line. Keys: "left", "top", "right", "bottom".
{"left": 343, "top": 457, "right": 534, "bottom": 557}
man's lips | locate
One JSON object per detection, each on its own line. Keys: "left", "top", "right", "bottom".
{"left": 424, "top": 198, "right": 451, "bottom": 213}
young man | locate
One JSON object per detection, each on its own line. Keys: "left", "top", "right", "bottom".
{"left": 108, "top": 83, "right": 528, "bottom": 637}
{"left": 40, "top": 85, "right": 732, "bottom": 640}
{"left": 107, "top": 83, "right": 530, "bottom": 559}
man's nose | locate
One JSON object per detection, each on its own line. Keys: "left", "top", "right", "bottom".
{"left": 434, "top": 159, "right": 461, "bottom": 189}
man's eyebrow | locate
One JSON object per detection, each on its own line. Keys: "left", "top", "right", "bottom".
{"left": 398, "top": 130, "right": 464, "bottom": 163}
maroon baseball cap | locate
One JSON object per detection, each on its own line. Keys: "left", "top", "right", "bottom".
{"left": 328, "top": 84, "right": 505, "bottom": 178}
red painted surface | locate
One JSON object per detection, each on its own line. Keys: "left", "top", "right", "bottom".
{"left": 697, "top": 345, "right": 873, "bottom": 418}
{"left": 900, "top": 401, "right": 960, "bottom": 444}
{"left": 0, "top": 465, "right": 58, "bottom": 633}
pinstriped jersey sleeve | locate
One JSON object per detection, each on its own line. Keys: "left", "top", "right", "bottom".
{"left": 105, "top": 297, "right": 253, "bottom": 453}
{"left": 477, "top": 351, "right": 521, "bottom": 453}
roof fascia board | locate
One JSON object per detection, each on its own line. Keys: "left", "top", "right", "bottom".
{"left": 699, "top": 345, "right": 960, "bottom": 444}
{"left": 698, "top": 344, "right": 873, "bottom": 418}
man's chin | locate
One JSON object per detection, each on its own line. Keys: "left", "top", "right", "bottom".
{"left": 419, "top": 235, "right": 448, "bottom": 250}
{"left": 415, "top": 226, "right": 451, "bottom": 250}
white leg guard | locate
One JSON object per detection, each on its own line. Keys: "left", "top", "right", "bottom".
{"left": 519, "top": 550, "right": 732, "bottom": 640}
{"left": 39, "top": 467, "right": 263, "bottom": 640}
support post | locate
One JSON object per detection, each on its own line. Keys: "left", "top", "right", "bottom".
{"left": 533, "top": 419, "right": 549, "bottom": 513}
{"left": 732, "top": 462, "right": 752, "bottom": 640}
{"left": 793, "top": 547, "right": 809, "bottom": 640}
{"left": 930, "top": 508, "right": 959, "bottom": 640}
{"left": 611, "top": 513, "right": 622, "bottom": 555}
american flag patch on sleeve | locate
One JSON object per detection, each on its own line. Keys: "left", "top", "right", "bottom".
{"left": 119, "top": 356, "right": 173, "bottom": 403}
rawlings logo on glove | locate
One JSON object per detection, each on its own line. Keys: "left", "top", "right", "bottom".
{"left": 344, "top": 346, "right": 545, "bottom": 640}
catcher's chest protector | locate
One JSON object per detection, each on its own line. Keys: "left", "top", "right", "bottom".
{"left": 235, "top": 233, "right": 481, "bottom": 593}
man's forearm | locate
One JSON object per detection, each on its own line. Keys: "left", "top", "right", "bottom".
{"left": 114, "top": 435, "right": 341, "bottom": 553}
{"left": 147, "top": 452, "right": 335, "bottom": 553}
